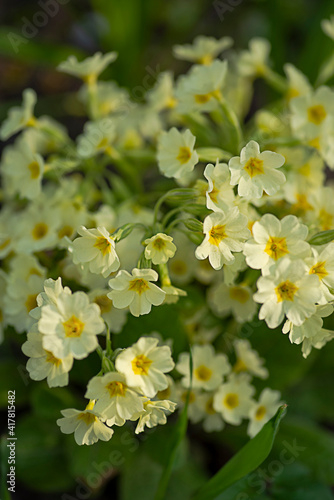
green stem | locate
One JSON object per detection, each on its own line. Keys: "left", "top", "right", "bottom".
{"left": 162, "top": 206, "right": 187, "bottom": 229}
{"left": 105, "top": 322, "right": 112, "bottom": 358}
{"left": 218, "top": 97, "right": 243, "bottom": 153}
{"left": 262, "top": 67, "right": 288, "bottom": 94}
{"left": 86, "top": 80, "right": 99, "bottom": 120}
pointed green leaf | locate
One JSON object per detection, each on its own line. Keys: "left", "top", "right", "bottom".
{"left": 308, "top": 230, "right": 334, "bottom": 245}
{"left": 192, "top": 405, "right": 287, "bottom": 500}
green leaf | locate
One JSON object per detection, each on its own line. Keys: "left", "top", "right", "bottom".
{"left": 308, "top": 230, "right": 334, "bottom": 245}
{"left": 274, "top": 417, "right": 334, "bottom": 484}
{"left": 192, "top": 405, "right": 287, "bottom": 500}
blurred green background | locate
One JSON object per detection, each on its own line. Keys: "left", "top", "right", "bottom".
{"left": 1, "top": 0, "right": 334, "bottom": 499}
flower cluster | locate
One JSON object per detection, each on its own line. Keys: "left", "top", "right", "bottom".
{"left": 1, "top": 24, "right": 334, "bottom": 446}
{"left": 174, "top": 340, "right": 281, "bottom": 437}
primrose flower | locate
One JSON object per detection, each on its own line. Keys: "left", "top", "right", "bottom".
{"left": 290, "top": 86, "right": 334, "bottom": 142}
{"left": 283, "top": 304, "right": 334, "bottom": 358}
{"left": 77, "top": 118, "right": 116, "bottom": 158}
{"left": 196, "top": 392, "right": 225, "bottom": 432}
{"left": 173, "top": 35, "right": 233, "bottom": 64}
{"left": 56, "top": 401, "right": 113, "bottom": 446}
{"left": 57, "top": 52, "right": 118, "bottom": 84}
{"left": 208, "top": 282, "right": 257, "bottom": 323}
{"left": 243, "top": 214, "right": 310, "bottom": 274}
{"left": 247, "top": 388, "right": 282, "bottom": 437}
{"left": 204, "top": 161, "right": 235, "bottom": 212}
{"left": 213, "top": 373, "right": 255, "bottom": 425}
{"left": 115, "top": 337, "right": 175, "bottom": 398}
{"left": 131, "top": 398, "right": 177, "bottom": 434}
{"left": 237, "top": 38, "right": 271, "bottom": 78}
{"left": 254, "top": 258, "right": 322, "bottom": 328}
{"left": 4, "top": 273, "right": 45, "bottom": 333}
{"left": 85, "top": 372, "right": 144, "bottom": 425}
{"left": 229, "top": 140, "right": 286, "bottom": 199}
{"left": 157, "top": 127, "right": 198, "bottom": 179}
{"left": 1, "top": 141, "right": 44, "bottom": 200}
{"left": 0, "top": 88, "right": 37, "bottom": 140}
{"left": 175, "top": 60, "right": 227, "bottom": 114}
{"left": 304, "top": 243, "right": 334, "bottom": 303}
{"left": 144, "top": 233, "right": 176, "bottom": 265}
{"left": 38, "top": 290, "right": 105, "bottom": 359}
{"left": 72, "top": 226, "right": 120, "bottom": 278}
{"left": 195, "top": 207, "right": 250, "bottom": 270}
{"left": 108, "top": 268, "right": 165, "bottom": 317}
{"left": 15, "top": 203, "right": 59, "bottom": 254}
{"left": 233, "top": 339, "right": 268, "bottom": 379}
{"left": 284, "top": 63, "right": 312, "bottom": 101}
{"left": 147, "top": 72, "right": 177, "bottom": 111}
{"left": 176, "top": 344, "right": 231, "bottom": 391}
{"left": 22, "top": 326, "right": 73, "bottom": 388}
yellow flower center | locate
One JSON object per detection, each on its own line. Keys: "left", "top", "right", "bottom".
{"left": 194, "top": 93, "right": 212, "bottom": 104}
{"left": 224, "top": 393, "right": 239, "bottom": 409}
{"left": 45, "top": 350, "right": 61, "bottom": 367}
{"left": 209, "top": 224, "right": 226, "bottom": 246}
{"left": 166, "top": 96, "right": 177, "bottom": 109}
{"left": 194, "top": 364, "right": 212, "bottom": 381}
{"left": 77, "top": 412, "right": 97, "bottom": 425}
{"left": 308, "top": 137, "right": 320, "bottom": 150}
{"left": 194, "top": 89, "right": 221, "bottom": 103}
{"left": 298, "top": 162, "right": 311, "bottom": 178}
{"left": 26, "top": 116, "right": 37, "bottom": 127}
{"left": 63, "top": 315, "right": 85, "bottom": 338}
{"left": 177, "top": 146, "right": 192, "bottom": 164}
{"left": 255, "top": 405, "right": 266, "bottom": 421}
{"left": 58, "top": 225, "right": 73, "bottom": 239}
{"left": 209, "top": 182, "right": 220, "bottom": 204}
{"left": 28, "top": 161, "right": 40, "bottom": 180}
{"left": 94, "top": 295, "right": 113, "bottom": 314}
{"left": 94, "top": 236, "right": 111, "bottom": 256}
{"left": 309, "top": 261, "right": 328, "bottom": 280}
{"left": 25, "top": 293, "right": 38, "bottom": 312}
{"left": 131, "top": 354, "right": 152, "bottom": 375}
{"left": 0, "top": 238, "right": 11, "bottom": 250}
{"left": 307, "top": 104, "right": 327, "bottom": 125}
{"left": 32, "top": 222, "right": 48, "bottom": 240}
{"left": 244, "top": 157, "right": 264, "bottom": 178}
{"left": 264, "top": 236, "right": 289, "bottom": 260}
{"left": 128, "top": 278, "right": 150, "bottom": 294}
{"left": 97, "top": 137, "right": 109, "bottom": 149}
{"left": 229, "top": 286, "right": 250, "bottom": 304}
{"left": 198, "top": 54, "right": 213, "bottom": 65}
{"left": 275, "top": 280, "right": 298, "bottom": 302}
{"left": 152, "top": 237, "right": 166, "bottom": 250}
{"left": 106, "top": 381, "right": 127, "bottom": 397}
{"left": 233, "top": 358, "right": 248, "bottom": 373}
{"left": 319, "top": 209, "right": 333, "bottom": 231}
{"left": 286, "top": 87, "right": 300, "bottom": 101}
{"left": 293, "top": 193, "right": 313, "bottom": 214}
